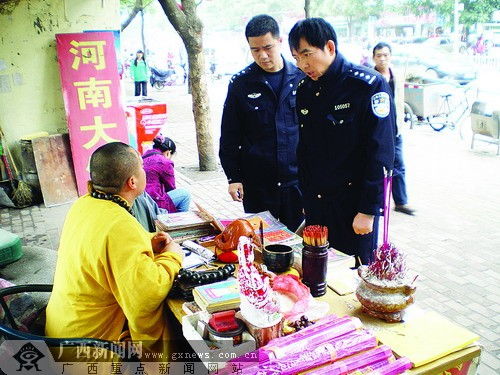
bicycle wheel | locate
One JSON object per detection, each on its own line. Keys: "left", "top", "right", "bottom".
{"left": 404, "top": 103, "right": 416, "bottom": 129}
{"left": 154, "top": 81, "right": 165, "bottom": 90}
{"left": 427, "top": 115, "right": 449, "bottom": 132}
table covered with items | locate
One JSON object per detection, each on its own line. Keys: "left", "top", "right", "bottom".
{"left": 159, "top": 208, "right": 480, "bottom": 375}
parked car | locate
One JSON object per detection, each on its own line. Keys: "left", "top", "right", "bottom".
{"left": 392, "top": 49, "right": 478, "bottom": 85}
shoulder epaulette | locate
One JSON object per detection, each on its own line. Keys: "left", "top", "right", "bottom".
{"left": 230, "top": 66, "right": 252, "bottom": 84}
{"left": 347, "top": 68, "right": 377, "bottom": 85}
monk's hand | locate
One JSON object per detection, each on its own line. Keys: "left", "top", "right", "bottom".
{"left": 151, "top": 232, "right": 172, "bottom": 253}
{"left": 353, "top": 213, "right": 374, "bottom": 235}
{"left": 164, "top": 241, "right": 184, "bottom": 259}
{"left": 228, "top": 183, "right": 244, "bottom": 202}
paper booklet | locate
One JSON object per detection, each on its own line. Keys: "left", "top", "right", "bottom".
{"left": 192, "top": 277, "right": 240, "bottom": 313}
{"left": 156, "top": 211, "right": 212, "bottom": 231}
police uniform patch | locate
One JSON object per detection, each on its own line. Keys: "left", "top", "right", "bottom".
{"left": 371, "top": 92, "right": 390, "bottom": 118}
{"left": 248, "top": 93, "right": 261, "bottom": 99}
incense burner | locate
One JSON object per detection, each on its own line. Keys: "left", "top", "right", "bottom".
{"left": 263, "top": 244, "right": 293, "bottom": 273}
{"left": 356, "top": 265, "right": 416, "bottom": 323}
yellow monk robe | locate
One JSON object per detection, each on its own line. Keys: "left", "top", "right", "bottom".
{"left": 46, "top": 195, "right": 182, "bottom": 348}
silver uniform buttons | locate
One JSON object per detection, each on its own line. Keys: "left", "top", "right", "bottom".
{"left": 254, "top": 106, "right": 259, "bottom": 110}
{"left": 277, "top": 182, "right": 281, "bottom": 187}
{"left": 317, "top": 194, "right": 322, "bottom": 199}
{"left": 339, "top": 120, "right": 344, "bottom": 124}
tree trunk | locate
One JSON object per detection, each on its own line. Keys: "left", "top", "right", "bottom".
{"left": 187, "top": 46, "right": 215, "bottom": 171}
{"left": 121, "top": 2, "right": 141, "bottom": 31}
{"left": 157, "top": 0, "right": 216, "bottom": 171}
{"left": 304, "top": 0, "right": 311, "bottom": 18}
{"left": 140, "top": 9, "right": 146, "bottom": 54}
{"left": 347, "top": 16, "right": 353, "bottom": 41}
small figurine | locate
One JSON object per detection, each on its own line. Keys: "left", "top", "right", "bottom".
{"left": 214, "top": 219, "right": 262, "bottom": 263}
{"left": 237, "top": 236, "right": 282, "bottom": 346}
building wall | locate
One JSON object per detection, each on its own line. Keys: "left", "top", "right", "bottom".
{"left": 0, "top": 0, "right": 120, "bottom": 150}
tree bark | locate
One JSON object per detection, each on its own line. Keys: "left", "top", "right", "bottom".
{"left": 304, "top": 0, "right": 311, "bottom": 18}
{"left": 157, "top": 0, "right": 216, "bottom": 171}
{"left": 121, "top": 0, "right": 142, "bottom": 32}
{"left": 140, "top": 9, "right": 146, "bottom": 53}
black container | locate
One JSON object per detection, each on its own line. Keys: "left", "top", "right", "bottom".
{"left": 263, "top": 244, "right": 294, "bottom": 273}
{"left": 302, "top": 242, "right": 329, "bottom": 297}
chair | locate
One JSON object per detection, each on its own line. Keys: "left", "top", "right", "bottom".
{"left": 470, "top": 101, "right": 500, "bottom": 155}
{"left": 0, "top": 284, "right": 138, "bottom": 361}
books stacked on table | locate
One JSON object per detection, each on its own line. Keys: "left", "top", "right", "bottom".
{"left": 155, "top": 210, "right": 218, "bottom": 242}
{"left": 192, "top": 277, "right": 240, "bottom": 313}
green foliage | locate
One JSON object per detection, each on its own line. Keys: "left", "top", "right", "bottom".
{"left": 310, "top": 0, "right": 383, "bottom": 20}
{"left": 198, "top": 0, "right": 305, "bottom": 31}
{"left": 120, "top": 0, "right": 155, "bottom": 13}
{"left": 403, "top": 0, "right": 500, "bottom": 26}
{"left": 460, "top": 0, "right": 500, "bottom": 26}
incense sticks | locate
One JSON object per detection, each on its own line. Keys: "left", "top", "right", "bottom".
{"left": 382, "top": 167, "right": 393, "bottom": 246}
{"left": 260, "top": 220, "right": 264, "bottom": 251}
{"left": 303, "top": 225, "right": 328, "bottom": 246}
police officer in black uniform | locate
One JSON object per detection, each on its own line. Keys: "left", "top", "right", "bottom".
{"left": 219, "top": 15, "right": 305, "bottom": 231}
{"left": 288, "top": 18, "right": 396, "bottom": 264}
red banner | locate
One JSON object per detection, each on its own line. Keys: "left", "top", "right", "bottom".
{"left": 56, "top": 32, "right": 128, "bottom": 196}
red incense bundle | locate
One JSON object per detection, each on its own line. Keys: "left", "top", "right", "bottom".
{"left": 303, "top": 225, "right": 328, "bottom": 246}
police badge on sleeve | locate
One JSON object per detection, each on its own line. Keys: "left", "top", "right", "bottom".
{"left": 371, "top": 92, "right": 390, "bottom": 118}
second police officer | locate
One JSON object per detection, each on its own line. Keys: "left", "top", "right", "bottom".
{"left": 289, "top": 18, "right": 396, "bottom": 264}
{"left": 220, "top": 15, "right": 305, "bottom": 231}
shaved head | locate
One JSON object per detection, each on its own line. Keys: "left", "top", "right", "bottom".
{"left": 90, "top": 142, "right": 140, "bottom": 194}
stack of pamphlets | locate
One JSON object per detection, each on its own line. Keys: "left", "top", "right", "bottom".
{"left": 192, "top": 277, "right": 240, "bottom": 313}
{"left": 155, "top": 210, "right": 217, "bottom": 242}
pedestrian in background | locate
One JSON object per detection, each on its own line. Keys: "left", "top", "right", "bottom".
{"left": 372, "top": 42, "right": 415, "bottom": 215}
{"left": 219, "top": 14, "right": 305, "bottom": 231}
{"left": 130, "top": 50, "right": 149, "bottom": 96}
{"left": 289, "top": 18, "right": 396, "bottom": 264}
{"left": 143, "top": 136, "right": 191, "bottom": 213}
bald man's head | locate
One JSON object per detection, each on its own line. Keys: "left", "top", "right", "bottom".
{"left": 90, "top": 142, "right": 141, "bottom": 194}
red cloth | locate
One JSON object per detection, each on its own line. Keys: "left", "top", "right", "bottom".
{"left": 142, "top": 149, "right": 177, "bottom": 213}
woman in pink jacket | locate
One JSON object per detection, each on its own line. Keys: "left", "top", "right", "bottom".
{"left": 142, "top": 136, "right": 191, "bottom": 212}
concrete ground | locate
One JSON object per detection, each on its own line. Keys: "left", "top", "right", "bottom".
{"left": 0, "top": 78, "right": 499, "bottom": 373}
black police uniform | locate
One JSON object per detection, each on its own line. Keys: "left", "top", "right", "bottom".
{"left": 220, "top": 58, "right": 305, "bottom": 231}
{"left": 296, "top": 53, "right": 396, "bottom": 264}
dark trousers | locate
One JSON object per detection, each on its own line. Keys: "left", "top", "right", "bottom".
{"left": 304, "top": 191, "right": 379, "bottom": 265}
{"left": 243, "top": 184, "right": 304, "bottom": 232}
{"left": 134, "top": 81, "right": 147, "bottom": 96}
{"left": 392, "top": 135, "right": 408, "bottom": 205}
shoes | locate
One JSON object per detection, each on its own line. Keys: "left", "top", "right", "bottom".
{"left": 395, "top": 205, "right": 416, "bottom": 216}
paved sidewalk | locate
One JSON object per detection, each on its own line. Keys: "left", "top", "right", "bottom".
{"left": 1, "top": 80, "right": 499, "bottom": 373}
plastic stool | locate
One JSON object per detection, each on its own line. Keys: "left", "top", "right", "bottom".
{"left": 0, "top": 229, "right": 23, "bottom": 266}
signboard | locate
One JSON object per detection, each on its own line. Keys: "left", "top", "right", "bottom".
{"left": 56, "top": 32, "right": 128, "bottom": 196}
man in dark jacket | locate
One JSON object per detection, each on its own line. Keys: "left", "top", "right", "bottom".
{"left": 219, "top": 14, "right": 304, "bottom": 231}
{"left": 289, "top": 18, "right": 396, "bottom": 264}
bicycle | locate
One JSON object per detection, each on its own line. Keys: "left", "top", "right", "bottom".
{"left": 404, "top": 82, "right": 476, "bottom": 138}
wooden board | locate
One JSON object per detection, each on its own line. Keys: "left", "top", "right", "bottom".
{"left": 32, "top": 134, "right": 78, "bottom": 207}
